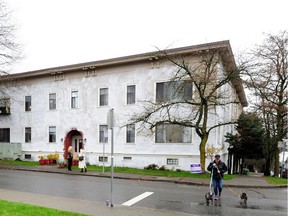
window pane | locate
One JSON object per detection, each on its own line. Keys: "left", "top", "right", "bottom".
{"left": 156, "top": 81, "right": 192, "bottom": 102}
{"left": 0, "top": 98, "right": 10, "bottom": 114}
{"left": 0, "top": 128, "right": 10, "bottom": 142}
{"left": 156, "top": 83, "right": 164, "bottom": 102}
{"left": 167, "top": 158, "right": 179, "bottom": 165}
{"left": 25, "top": 96, "right": 31, "bottom": 111}
{"left": 49, "top": 93, "right": 56, "bottom": 110}
{"left": 71, "top": 91, "right": 78, "bottom": 108}
{"left": 100, "top": 88, "right": 108, "bottom": 106}
{"left": 126, "top": 124, "right": 135, "bottom": 143}
{"left": 99, "top": 125, "right": 108, "bottom": 143}
{"left": 156, "top": 123, "right": 191, "bottom": 143}
{"left": 127, "top": 85, "right": 135, "bottom": 104}
{"left": 49, "top": 126, "right": 56, "bottom": 143}
{"left": 25, "top": 127, "right": 31, "bottom": 143}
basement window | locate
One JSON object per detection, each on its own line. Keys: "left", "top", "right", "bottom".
{"left": 167, "top": 158, "right": 179, "bottom": 165}
{"left": 25, "top": 154, "right": 32, "bottom": 159}
{"left": 99, "top": 156, "right": 108, "bottom": 162}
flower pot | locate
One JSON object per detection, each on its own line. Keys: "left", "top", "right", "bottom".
{"left": 44, "top": 159, "right": 49, "bottom": 165}
{"left": 49, "top": 159, "right": 54, "bottom": 164}
{"left": 39, "top": 160, "right": 45, "bottom": 165}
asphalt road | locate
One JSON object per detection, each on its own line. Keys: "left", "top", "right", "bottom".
{"left": 0, "top": 169, "right": 287, "bottom": 216}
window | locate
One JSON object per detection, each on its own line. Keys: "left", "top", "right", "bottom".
{"left": 100, "top": 88, "right": 108, "bottom": 106}
{"left": 126, "top": 124, "right": 135, "bottom": 143}
{"left": 156, "top": 81, "right": 192, "bottom": 102}
{"left": 49, "top": 126, "right": 56, "bottom": 143}
{"left": 123, "top": 156, "right": 132, "bottom": 160}
{"left": 99, "top": 125, "right": 108, "bottom": 143}
{"left": 99, "top": 156, "right": 108, "bottom": 162}
{"left": 127, "top": 85, "right": 136, "bottom": 104}
{"left": 0, "top": 98, "right": 10, "bottom": 115}
{"left": 24, "top": 154, "right": 32, "bottom": 159}
{"left": 0, "top": 128, "right": 10, "bottom": 142}
{"left": 25, "top": 127, "right": 31, "bottom": 143}
{"left": 49, "top": 93, "right": 56, "bottom": 110}
{"left": 167, "top": 158, "right": 179, "bottom": 165}
{"left": 71, "top": 91, "right": 78, "bottom": 108}
{"left": 155, "top": 123, "right": 191, "bottom": 143}
{"left": 25, "top": 96, "right": 31, "bottom": 111}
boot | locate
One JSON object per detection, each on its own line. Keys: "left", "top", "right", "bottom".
{"left": 81, "top": 168, "right": 83, "bottom": 172}
{"left": 85, "top": 167, "right": 87, "bottom": 172}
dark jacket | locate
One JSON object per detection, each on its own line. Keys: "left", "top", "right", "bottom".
{"left": 207, "top": 159, "right": 228, "bottom": 179}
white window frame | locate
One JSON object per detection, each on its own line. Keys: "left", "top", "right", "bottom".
{"left": 49, "top": 126, "right": 56, "bottom": 143}
{"left": 126, "top": 124, "right": 135, "bottom": 143}
{"left": 156, "top": 81, "right": 192, "bottom": 102}
{"left": 127, "top": 85, "right": 136, "bottom": 105}
{"left": 25, "top": 127, "right": 31, "bottom": 143}
{"left": 99, "top": 88, "right": 108, "bottom": 106}
{"left": 49, "top": 93, "right": 56, "bottom": 110}
{"left": 155, "top": 123, "right": 191, "bottom": 143}
{"left": 99, "top": 125, "right": 108, "bottom": 143}
{"left": 71, "top": 91, "right": 79, "bottom": 109}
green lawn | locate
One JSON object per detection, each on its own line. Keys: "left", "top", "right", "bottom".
{"left": 265, "top": 176, "right": 288, "bottom": 185}
{"left": 0, "top": 200, "right": 86, "bottom": 216}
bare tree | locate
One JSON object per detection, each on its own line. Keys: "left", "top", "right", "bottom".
{"left": 0, "top": 0, "right": 21, "bottom": 75}
{"left": 129, "top": 43, "right": 247, "bottom": 172}
{"left": 244, "top": 31, "right": 288, "bottom": 176}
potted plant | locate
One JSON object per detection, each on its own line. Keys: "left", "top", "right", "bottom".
{"left": 57, "top": 161, "right": 66, "bottom": 169}
{"left": 47, "top": 154, "right": 54, "bottom": 164}
{"left": 43, "top": 155, "right": 49, "bottom": 165}
{"left": 53, "top": 153, "right": 59, "bottom": 164}
{"left": 38, "top": 155, "right": 45, "bottom": 165}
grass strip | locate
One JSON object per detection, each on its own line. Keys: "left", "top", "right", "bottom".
{"left": 0, "top": 200, "right": 86, "bottom": 216}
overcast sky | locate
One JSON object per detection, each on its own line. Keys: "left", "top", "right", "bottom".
{"left": 7, "top": 0, "right": 288, "bottom": 73}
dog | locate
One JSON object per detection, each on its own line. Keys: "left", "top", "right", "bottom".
{"left": 205, "top": 191, "right": 214, "bottom": 206}
{"left": 240, "top": 191, "right": 248, "bottom": 208}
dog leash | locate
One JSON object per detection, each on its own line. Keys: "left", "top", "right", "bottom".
{"left": 215, "top": 164, "right": 240, "bottom": 197}
{"left": 209, "top": 168, "right": 213, "bottom": 194}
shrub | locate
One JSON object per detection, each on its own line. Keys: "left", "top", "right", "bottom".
{"left": 242, "top": 168, "right": 249, "bottom": 175}
{"left": 159, "top": 165, "right": 167, "bottom": 171}
{"left": 144, "top": 164, "right": 159, "bottom": 170}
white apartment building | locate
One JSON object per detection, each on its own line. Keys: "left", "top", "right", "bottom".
{"left": 0, "top": 41, "right": 247, "bottom": 171}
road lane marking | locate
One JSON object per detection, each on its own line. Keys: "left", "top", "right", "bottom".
{"left": 122, "top": 191, "right": 154, "bottom": 206}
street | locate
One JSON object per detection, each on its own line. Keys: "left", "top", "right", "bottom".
{"left": 0, "top": 169, "right": 287, "bottom": 216}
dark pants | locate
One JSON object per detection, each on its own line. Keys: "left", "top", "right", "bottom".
{"left": 68, "top": 158, "right": 72, "bottom": 171}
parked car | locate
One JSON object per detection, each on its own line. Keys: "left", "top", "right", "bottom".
{"left": 280, "top": 163, "right": 288, "bottom": 178}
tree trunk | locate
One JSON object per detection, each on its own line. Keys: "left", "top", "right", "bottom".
{"left": 264, "top": 157, "right": 271, "bottom": 176}
{"left": 199, "top": 135, "right": 208, "bottom": 173}
{"left": 274, "top": 148, "right": 280, "bottom": 176}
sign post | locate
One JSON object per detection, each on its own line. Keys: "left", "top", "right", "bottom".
{"left": 107, "top": 108, "right": 114, "bottom": 207}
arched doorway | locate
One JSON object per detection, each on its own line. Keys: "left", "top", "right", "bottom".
{"left": 63, "top": 129, "right": 84, "bottom": 159}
